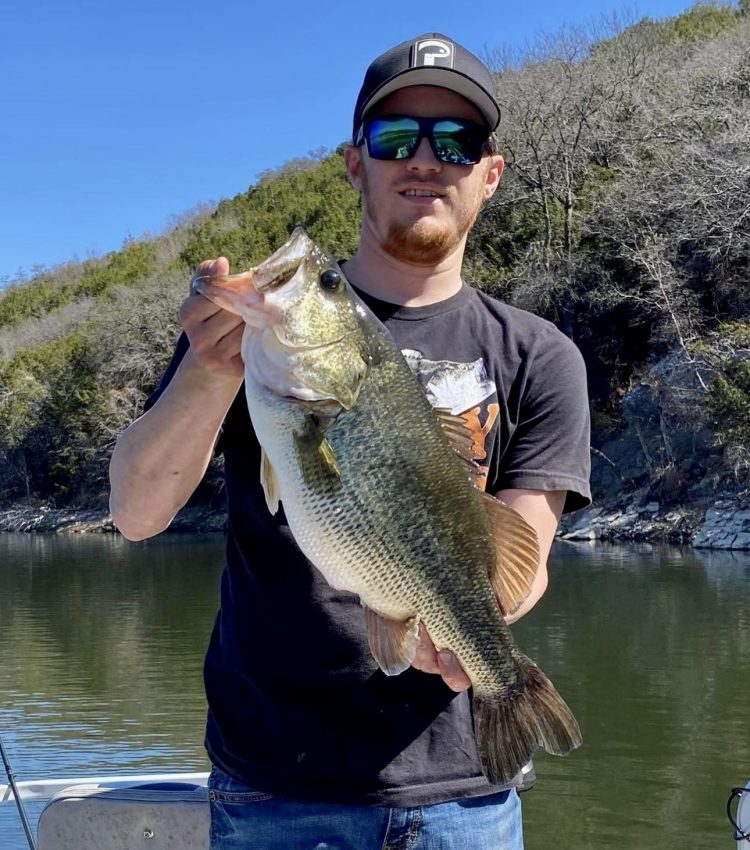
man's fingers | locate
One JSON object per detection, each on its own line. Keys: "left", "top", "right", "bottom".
{"left": 181, "top": 293, "right": 242, "bottom": 334}
{"left": 180, "top": 291, "right": 223, "bottom": 323}
{"left": 194, "top": 256, "right": 230, "bottom": 283}
{"left": 411, "top": 624, "right": 440, "bottom": 674}
{"left": 179, "top": 257, "right": 245, "bottom": 380}
{"left": 410, "top": 624, "right": 471, "bottom": 692}
{"left": 214, "top": 322, "right": 245, "bottom": 360}
{"left": 437, "top": 650, "right": 472, "bottom": 693}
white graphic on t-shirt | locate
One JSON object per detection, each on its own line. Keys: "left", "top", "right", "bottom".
{"left": 402, "top": 349, "right": 496, "bottom": 415}
{"left": 402, "top": 350, "right": 500, "bottom": 490}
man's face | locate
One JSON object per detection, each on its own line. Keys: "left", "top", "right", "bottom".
{"left": 345, "top": 85, "right": 504, "bottom": 265}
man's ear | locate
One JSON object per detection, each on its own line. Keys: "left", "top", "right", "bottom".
{"left": 344, "top": 144, "right": 363, "bottom": 192}
{"left": 484, "top": 154, "right": 504, "bottom": 200}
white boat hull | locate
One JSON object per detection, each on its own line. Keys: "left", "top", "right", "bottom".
{"left": 2, "top": 774, "right": 211, "bottom": 850}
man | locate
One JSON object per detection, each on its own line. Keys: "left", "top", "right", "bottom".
{"left": 109, "top": 32, "right": 590, "bottom": 850}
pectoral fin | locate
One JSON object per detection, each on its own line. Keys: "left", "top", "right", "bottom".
{"left": 260, "top": 449, "right": 280, "bottom": 515}
{"left": 363, "top": 606, "right": 420, "bottom": 676}
{"left": 316, "top": 436, "right": 342, "bottom": 480}
{"left": 481, "top": 495, "right": 540, "bottom": 617}
{"left": 293, "top": 415, "right": 343, "bottom": 491}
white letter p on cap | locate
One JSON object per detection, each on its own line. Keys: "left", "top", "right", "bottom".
{"left": 415, "top": 39, "right": 454, "bottom": 68}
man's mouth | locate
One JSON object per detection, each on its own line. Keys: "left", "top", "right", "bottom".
{"left": 400, "top": 189, "right": 443, "bottom": 198}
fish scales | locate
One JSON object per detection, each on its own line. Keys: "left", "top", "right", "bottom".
{"left": 193, "top": 228, "right": 582, "bottom": 784}
{"left": 287, "top": 335, "right": 516, "bottom": 686}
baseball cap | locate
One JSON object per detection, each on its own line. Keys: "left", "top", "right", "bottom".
{"left": 352, "top": 33, "right": 501, "bottom": 141}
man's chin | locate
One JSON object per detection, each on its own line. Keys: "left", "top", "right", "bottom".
{"left": 382, "top": 221, "right": 459, "bottom": 265}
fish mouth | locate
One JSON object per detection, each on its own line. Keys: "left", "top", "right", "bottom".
{"left": 255, "top": 256, "right": 304, "bottom": 293}
{"left": 272, "top": 327, "right": 348, "bottom": 351}
{"left": 255, "top": 228, "right": 312, "bottom": 293}
{"left": 283, "top": 395, "right": 342, "bottom": 414}
{"left": 192, "top": 229, "right": 312, "bottom": 296}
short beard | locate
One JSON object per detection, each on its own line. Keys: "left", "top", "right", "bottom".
{"left": 360, "top": 164, "right": 486, "bottom": 266}
{"left": 383, "top": 218, "right": 457, "bottom": 266}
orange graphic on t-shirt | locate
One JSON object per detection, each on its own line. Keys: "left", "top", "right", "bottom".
{"left": 459, "top": 403, "right": 499, "bottom": 491}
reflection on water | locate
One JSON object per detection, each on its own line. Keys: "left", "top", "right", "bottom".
{"left": 1, "top": 534, "right": 749, "bottom": 849}
{"left": 516, "top": 541, "right": 750, "bottom": 850}
{"left": 0, "top": 533, "right": 223, "bottom": 847}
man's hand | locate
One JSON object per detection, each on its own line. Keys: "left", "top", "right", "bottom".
{"left": 180, "top": 257, "right": 245, "bottom": 381}
{"left": 411, "top": 624, "right": 471, "bottom": 692}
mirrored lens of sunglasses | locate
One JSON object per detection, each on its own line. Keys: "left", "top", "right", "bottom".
{"left": 368, "top": 117, "right": 421, "bottom": 160}
{"left": 432, "top": 120, "right": 485, "bottom": 165}
{"left": 366, "top": 117, "right": 486, "bottom": 164}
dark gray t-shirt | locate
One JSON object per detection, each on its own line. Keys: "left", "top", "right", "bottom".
{"left": 149, "top": 282, "right": 591, "bottom": 807}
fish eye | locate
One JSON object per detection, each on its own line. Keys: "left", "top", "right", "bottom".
{"left": 319, "top": 269, "right": 341, "bottom": 290}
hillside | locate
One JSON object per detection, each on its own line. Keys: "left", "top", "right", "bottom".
{"left": 1, "top": 3, "right": 749, "bottom": 526}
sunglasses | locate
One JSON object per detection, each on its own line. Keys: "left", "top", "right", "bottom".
{"left": 354, "top": 115, "right": 491, "bottom": 166}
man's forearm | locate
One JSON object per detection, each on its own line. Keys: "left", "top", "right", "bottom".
{"left": 109, "top": 349, "right": 243, "bottom": 541}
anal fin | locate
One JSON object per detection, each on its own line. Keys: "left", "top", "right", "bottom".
{"left": 363, "top": 606, "right": 420, "bottom": 676}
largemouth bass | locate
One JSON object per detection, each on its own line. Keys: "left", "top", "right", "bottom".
{"left": 193, "top": 228, "right": 581, "bottom": 784}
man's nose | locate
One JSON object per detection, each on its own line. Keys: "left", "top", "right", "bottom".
{"left": 407, "top": 137, "right": 442, "bottom": 172}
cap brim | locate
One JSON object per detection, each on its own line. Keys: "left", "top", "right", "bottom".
{"left": 361, "top": 67, "right": 500, "bottom": 130}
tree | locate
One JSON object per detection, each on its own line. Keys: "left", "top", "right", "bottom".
{"left": 583, "top": 15, "right": 750, "bottom": 333}
{"left": 486, "top": 15, "right": 654, "bottom": 334}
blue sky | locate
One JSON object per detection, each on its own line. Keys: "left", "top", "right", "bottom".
{"left": 1, "top": 0, "right": 698, "bottom": 283}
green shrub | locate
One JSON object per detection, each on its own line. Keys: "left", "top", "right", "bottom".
{"left": 180, "top": 153, "right": 361, "bottom": 270}
{"left": 705, "top": 323, "right": 750, "bottom": 472}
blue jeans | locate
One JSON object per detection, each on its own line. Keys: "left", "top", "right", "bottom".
{"left": 208, "top": 766, "right": 523, "bottom": 849}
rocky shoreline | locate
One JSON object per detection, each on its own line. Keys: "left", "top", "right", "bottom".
{"left": 558, "top": 491, "right": 750, "bottom": 549}
{"left": 2, "top": 492, "right": 749, "bottom": 549}
{"left": 0, "top": 504, "right": 225, "bottom": 535}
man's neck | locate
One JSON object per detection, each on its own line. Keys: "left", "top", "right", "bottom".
{"left": 342, "top": 228, "right": 467, "bottom": 307}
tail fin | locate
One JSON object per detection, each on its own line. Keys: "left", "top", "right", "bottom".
{"left": 472, "top": 658, "right": 582, "bottom": 785}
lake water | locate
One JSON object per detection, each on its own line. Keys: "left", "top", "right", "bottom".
{"left": 1, "top": 533, "right": 749, "bottom": 849}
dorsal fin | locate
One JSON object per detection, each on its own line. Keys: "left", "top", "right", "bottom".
{"left": 433, "top": 407, "right": 484, "bottom": 487}
{"left": 432, "top": 406, "right": 540, "bottom": 614}
{"left": 481, "top": 495, "right": 540, "bottom": 617}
